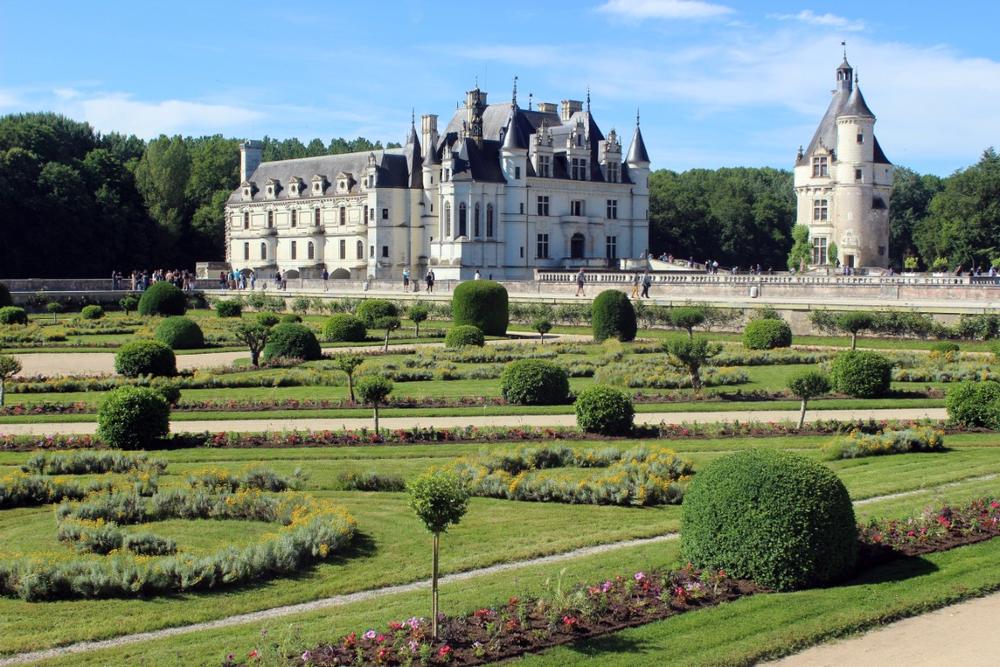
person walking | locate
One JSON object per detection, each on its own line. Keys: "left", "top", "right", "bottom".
{"left": 425, "top": 269, "right": 435, "bottom": 293}
{"left": 402, "top": 267, "right": 410, "bottom": 291}
{"left": 575, "top": 269, "right": 586, "bottom": 297}
{"left": 473, "top": 269, "right": 481, "bottom": 281}
{"left": 630, "top": 273, "right": 640, "bottom": 298}
{"left": 322, "top": 268, "right": 329, "bottom": 291}
{"left": 641, "top": 272, "right": 652, "bottom": 299}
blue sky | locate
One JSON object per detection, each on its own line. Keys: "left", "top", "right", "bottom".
{"left": 2, "top": 0, "right": 999, "bottom": 175}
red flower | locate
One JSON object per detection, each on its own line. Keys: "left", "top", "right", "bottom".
{"left": 248, "top": 649, "right": 259, "bottom": 660}
{"left": 561, "top": 615, "right": 578, "bottom": 628}
{"left": 438, "top": 645, "right": 453, "bottom": 658}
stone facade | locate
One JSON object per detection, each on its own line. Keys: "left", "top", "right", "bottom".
{"left": 223, "top": 85, "right": 650, "bottom": 281}
{"left": 794, "top": 54, "right": 894, "bottom": 269}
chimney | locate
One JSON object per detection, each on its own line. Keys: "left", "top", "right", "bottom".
{"left": 560, "top": 99, "right": 583, "bottom": 122}
{"left": 420, "top": 114, "right": 438, "bottom": 156}
{"left": 240, "top": 140, "right": 263, "bottom": 182}
{"left": 536, "top": 102, "right": 557, "bottom": 114}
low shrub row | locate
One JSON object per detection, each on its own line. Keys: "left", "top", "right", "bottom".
{"left": 821, "top": 427, "right": 946, "bottom": 460}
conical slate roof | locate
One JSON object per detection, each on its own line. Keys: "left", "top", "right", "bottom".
{"left": 626, "top": 124, "right": 649, "bottom": 164}
{"left": 501, "top": 107, "right": 529, "bottom": 151}
{"left": 841, "top": 82, "right": 875, "bottom": 118}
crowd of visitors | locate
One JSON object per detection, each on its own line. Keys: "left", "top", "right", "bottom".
{"left": 113, "top": 269, "right": 196, "bottom": 292}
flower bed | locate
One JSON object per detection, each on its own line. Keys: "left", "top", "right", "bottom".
{"left": 595, "top": 362, "right": 748, "bottom": 389}
{"left": 858, "top": 497, "right": 1000, "bottom": 561}
{"left": 821, "top": 427, "right": 946, "bottom": 460}
{"left": 894, "top": 363, "right": 1000, "bottom": 383}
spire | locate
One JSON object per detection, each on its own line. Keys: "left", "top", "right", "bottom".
{"left": 511, "top": 75, "right": 518, "bottom": 108}
{"left": 626, "top": 109, "right": 650, "bottom": 165}
{"left": 836, "top": 43, "right": 853, "bottom": 91}
{"left": 406, "top": 108, "right": 419, "bottom": 146}
{"left": 841, "top": 76, "right": 875, "bottom": 118}
{"left": 528, "top": 92, "right": 533, "bottom": 111}
{"left": 586, "top": 86, "right": 591, "bottom": 113}
{"left": 502, "top": 109, "right": 528, "bottom": 152}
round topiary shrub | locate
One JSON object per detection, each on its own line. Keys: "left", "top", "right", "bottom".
{"left": 681, "top": 449, "right": 857, "bottom": 591}
{"left": 743, "top": 318, "right": 793, "bottom": 350}
{"left": 591, "top": 290, "right": 637, "bottom": 342}
{"left": 323, "top": 314, "right": 367, "bottom": 342}
{"left": 445, "top": 325, "right": 485, "bottom": 348}
{"left": 452, "top": 280, "right": 509, "bottom": 336}
{"left": 575, "top": 385, "right": 634, "bottom": 435}
{"left": 262, "top": 323, "right": 322, "bottom": 362}
{"left": 829, "top": 350, "right": 893, "bottom": 398}
{"left": 256, "top": 311, "right": 281, "bottom": 327}
{"left": 0, "top": 283, "right": 11, "bottom": 308}
{"left": 945, "top": 381, "right": 1000, "bottom": 429}
{"left": 280, "top": 313, "right": 301, "bottom": 323}
{"left": 114, "top": 340, "right": 177, "bottom": 377}
{"left": 355, "top": 299, "right": 399, "bottom": 327}
{"left": 138, "top": 282, "right": 187, "bottom": 317}
{"left": 500, "top": 359, "right": 570, "bottom": 405}
{"left": 215, "top": 300, "right": 243, "bottom": 318}
{"left": 80, "top": 305, "right": 105, "bottom": 320}
{"left": 96, "top": 386, "right": 170, "bottom": 450}
{"left": 0, "top": 306, "right": 28, "bottom": 325}
{"left": 154, "top": 316, "right": 204, "bottom": 349}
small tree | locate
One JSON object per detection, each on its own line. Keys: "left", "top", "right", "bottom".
{"left": 663, "top": 337, "right": 720, "bottom": 391}
{"left": 931, "top": 257, "right": 949, "bottom": 272}
{"left": 233, "top": 322, "right": 270, "bottom": 366}
{"left": 356, "top": 375, "right": 393, "bottom": 431}
{"left": 375, "top": 316, "right": 401, "bottom": 352}
{"left": 45, "top": 301, "right": 63, "bottom": 323}
{"left": 533, "top": 317, "right": 552, "bottom": 342}
{"left": 787, "top": 369, "right": 831, "bottom": 429}
{"left": 669, "top": 306, "right": 706, "bottom": 340}
{"left": 408, "top": 304, "right": 429, "bottom": 337}
{"left": 408, "top": 470, "right": 469, "bottom": 640}
{"left": 0, "top": 354, "right": 22, "bottom": 407}
{"left": 333, "top": 354, "right": 365, "bottom": 403}
{"left": 292, "top": 297, "right": 311, "bottom": 315}
{"left": 787, "top": 224, "right": 812, "bottom": 271}
{"left": 119, "top": 295, "right": 139, "bottom": 315}
{"left": 835, "top": 311, "right": 876, "bottom": 350}
{"left": 827, "top": 241, "right": 839, "bottom": 266}
{"left": 904, "top": 256, "right": 919, "bottom": 271}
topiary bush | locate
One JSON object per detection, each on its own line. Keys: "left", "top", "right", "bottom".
{"left": 154, "top": 316, "right": 204, "bottom": 349}
{"left": 0, "top": 306, "right": 28, "bottom": 325}
{"left": 323, "top": 314, "right": 367, "bottom": 342}
{"left": 592, "top": 290, "right": 637, "bottom": 342}
{"left": 829, "top": 350, "right": 893, "bottom": 398}
{"left": 281, "top": 313, "right": 301, "bottom": 323}
{"left": 114, "top": 340, "right": 177, "bottom": 377}
{"left": 256, "top": 311, "right": 281, "bottom": 327}
{"left": 355, "top": 299, "right": 399, "bottom": 327}
{"left": 452, "top": 280, "right": 509, "bottom": 336}
{"left": 500, "top": 359, "right": 570, "bottom": 405}
{"left": 138, "top": 282, "right": 187, "bottom": 316}
{"left": 262, "top": 323, "right": 322, "bottom": 362}
{"left": 574, "top": 385, "right": 634, "bottom": 435}
{"left": 445, "top": 325, "right": 485, "bottom": 348}
{"left": 743, "top": 318, "right": 792, "bottom": 350}
{"left": 681, "top": 449, "right": 857, "bottom": 591}
{"left": 80, "top": 305, "right": 104, "bottom": 320}
{"left": 945, "top": 381, "right": 1000, "bottom": 429}
{"left": 215, "top": 300, "right": 243, "bottom": 318}
{"left": 96, "top": 386, "right": 171, "bottom": 450}
{"left": 0, "top": 283, "right": 11, "bottom": 308}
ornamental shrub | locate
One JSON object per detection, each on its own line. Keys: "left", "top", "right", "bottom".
{"left": 681, "top": 449, "right": 857, "bottom": 591}
{"left": 215, "top": 300, "right": 243, "bottom": 318}
{"left": 574, "top": 385, "right": 634, "bottom": 435}
{"left": 355, "top": 299, "right": 399, "bottom": 327}
{"left": 114, "top": 340, "right": 177, "bottom": 377}
{"left": 137, "top": 282, "right": 187, "bottom": 316}
{"left": 445, "top": 324, "right": 485, "bottom": 348}
{"left": 669, "top": 306, "right": 706, "bottom": 339}
{"left": 96, "top": 386, "right": 171, "bottom": 450}
{"left": 0, "top": 283, "right": 11, "bottom": 308}
{"left": 256, "top": 311, "right": 281, "bottom": 327}
{"left": 262, "top": 323, "right": 322, "bottom": 362}
{"left": 323, "top": 314, "right": 367, "bottom": 342}
{"left": 500, "top": 359, "right": 570, "bottom": 405}
{"left": 154, "top": 316, "right": 204, "bottom": 349}
{"left": 929, "top": 341, "right": 960, "bottom": 363}
{"left": 945, "top": 381, "right": 1000, "bottom": 429}
{"left": 119, "top": 295, "right": 139, "bottom": 314}
{"left": 280, "top": 313, "right": 302, "bottom": 323}
{"left": 592, "top": 290, "right": 637, "bottom": 342}
{"left": 80, "top": 305, "right": 104, "bottom": 320}
{"left": 0, "top": 306, "right": 28, "bottom": 325}
{"left": 452, "top": 280, "right": 509, "bottom": 336}
{"left": 743, "top": 318, "right": 792, "bottom": 350}
{"left": 829, "top": 350, "right": 893, "bottom": 398}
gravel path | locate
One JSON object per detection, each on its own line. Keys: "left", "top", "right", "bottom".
{"left": 0, "top": 407, "right": 947, "bottom": 436}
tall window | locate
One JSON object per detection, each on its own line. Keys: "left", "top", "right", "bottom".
{"left": 812, "top": 156, "right": 829, "bottom": 178}
{"left": 474, "top": 203, "right": 481, "bottom": 237}
{"left": 369, "top": 245, "right": 374, "bottom": 258}
{"left": 243, "top": 212, "right": 249, "bottom": 229}
{"left": 607, "top": 162, "right": 619, "bottom": 183}
{"left": 458, "top": 203, "right": 467, "bottom": 237}
{"left": 855, "top": 168, "right": 863, "bottom": 182}
{"left": 813, "top": 199, "right": 829, "bottom": 221}
{"left": 571, "top": 200, "right": 585, "bottom": 216}
{"left": 571, "top": 158, "right": 587, "bottom": 180}
{"left": 260, "top": 243, "right": 267, "bottom": 260}
{"left": 536, "top": 196, "right": 549, "bottom": 216}
{"left": 605, "top": 235, "right": 617, "bottom": 260}
{"left": 486, "top": 204, "right": 494, "bottom": 237}
{"left": 382, "top": 208, "right": 389, "bottom": 220}
{"left": 857, "top": 131, "right": 864, "bottom": 144}
{"left": 606, "top": 199, "right": 618, "bottom": 219}
{"left": 363, "top": 205, "right": 368, "bottom": 223}
{"left": 538, "top": 155, "right": 551, "bottom": 177}
{"left": 514, "top": 166, "right": 521, "bottom": 180}
{"left": 357, "top": 240, "right": 364, "bottom": 259}
{"left": 444, "top": 202, "right": 451, "bottom": 237}
{"left": 307, "top": 241, "right": 314, "bottom": 260}
{"left": 290, "top": 240, "right": 297, "bottom": 260}
{"left": 812, "top": 237, "right": 828, "bottom": 265}
{"left": 290, "top": 210, "right": 297, "bottom": 227}
{"left": 536, "top": 233, "right": 550, "bottom": 259}
{"left": 314, "top": 208, "right": 321, "bottom": 226}
{"left": 339, "top": 207, "right": 346, "bottom": 225}
{"left": 339, "top": 239, "right": 346, "bottom": 259}
{"left": 267, "top": 210, "right": 274, "bottom": 228}
{"left": 381, "top": 245, "right": 389, "bottom": 258}
{"left": 243, "top": 242, "right": 249, "bottom": 260}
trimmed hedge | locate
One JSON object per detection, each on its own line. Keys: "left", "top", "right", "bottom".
{"left": 681, "top": 449, "right": 857, "bottom": 591}
{"left": 114, "top": 340, "right": 177, "bottom": 378}
{"left": 445, "top": 325, "right": 485, "bottom": 348}
{"left": 743, "top": 318, "right": 792, "bottom": 350}
{"left": 452, "top": 280, "right": 509, "bottom": 336}
{"left": 256, "top": 311, "right": 281, "bottom": 327}
{"left": 0, "top": 283, "right": 11, "bottom": 308}
{"left": 215, "top": 300, "right": 243, "bottom": 318}
{"left": 0, "top": 306, "right": 28, "bottom": 325}
{"left": 323, "top": 314, "right": 367, "bottom": 342}
{"left": 280, "top": 313, "right": 302, "bottom": 323}
{"left": 138, "top": 282, "right": 187, "bottom": 316}
{"left": 96, "top": 386, "right": 171, "bottom": 450}
{"left": 592, "top": 290, "right": 637, "bottom": 342}
{"left": 154, "top": 316, "right": 204, "bottom": 349}
{"left": 945, "top": 381, "right": 1000, "bottom": 429}
{"left": 574, "top": 385, "right": 634, "bottom": 435}
{"left": 80, "top": 305, "right": 104, "bottom": 320}
{"left": 262, "top": 323, "right": 322, "bottom": 362}
{"left": 355, "top": 300, "right": 399, "bottom": 327}
{"left": 829, "top": 350, "right": 893, "bottom": 398}
{"left": 500, "top": 359, "right": 570, "bottom": 405}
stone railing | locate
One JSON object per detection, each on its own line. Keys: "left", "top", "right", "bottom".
{"left": 534, "top": 269, "right": 979, "bottom": 288}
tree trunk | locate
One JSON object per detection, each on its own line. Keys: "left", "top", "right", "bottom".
{"left": 415, "top": 322, "right": 420, "bottom": 338}
{"left": 347, "top": 374, "right": 355, "bottom": 403}
{"left": 798, "top": 398, "right": 807, "bottom": 429}
{"left": 373, "top": 404, "right": 380, "bottom": 433}
{"left": 384, "top": 329, "right": 391, "bottom": 352}
{"left": 687, "top": 328, "right": 694, "bottom": 340}
{"left": 691, "top": 367, "right": 702, "bottom": 391}
{"left": 0, "top": 380, "right": 5, "bottom": 408}
{"left": 851, "top": 332, "right": 858, "bottom": 350}
{"left": 250, "top": 348, "right": 260, "bottom": 366}
{"left": 432, "top": 532, "right": 440, "bottom": 640}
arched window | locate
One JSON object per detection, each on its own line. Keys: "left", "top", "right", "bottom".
{"left": 486, "top": 204, "right": 494, "bottom": 237}
{"left": 458, "top": 203, "right": 467, "bottom": 237}
{"left": 314, "top": 208, "right": 321, "bottom": 226}
{"left": 474, "top": 203, "right": 481, "bottom": 237}
{"left": 570, "top": 233, "right": 585, "bottom": 259}
{"left": 291, "top": 240, "right": 297, "bottom": 260}
{"left": 243, "top": 212, "right": 249, "bottom": 229}
{"left": 307, "top": 241, "right": 314, "bottom": 260}
{"left": 339, "top": 207, "right": 346, "bottom": 225}
{"left": 260, "top": 243, "right": 267, "bottom": 260}
{"left": 356, "top": 240, "right": 364, "bottom": 259}
{"left": 267, "top": 210, "right": 274, "bottom": 228}
{"left": 444, "top": 202, "right": 451, "bottom": 237}
{"left": 290, "top": 210, "right": 297, "bottom": 227}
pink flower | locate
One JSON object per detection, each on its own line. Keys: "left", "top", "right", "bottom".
{"left": 438, "top": 645, "right": 453, "bottom": 657}
{"left": 601, "top": 580, "right": 613, "bottom": 593}
{"left": 634, "top": 571, "right": 646, "bottom": 581}
{"left": 364, "top": 629, "right": 377, "bottom": 640}
{"left": 301, "top": 651, "right": 312, "bottom": 662}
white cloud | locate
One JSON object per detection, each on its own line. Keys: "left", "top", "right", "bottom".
{"left": 774, "top": 10, "right": 865, "bottom": 32}
{"left": 596, "top": 0, "right": 732, "bottom": 20}
{"left": 63, "top": 93, "right": 264, "bottom": 138}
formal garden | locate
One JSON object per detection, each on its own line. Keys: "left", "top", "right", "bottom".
{"left": 3, "top": 280, "right": 1000, "bottom": 665}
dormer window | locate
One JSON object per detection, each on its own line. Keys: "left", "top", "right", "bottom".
{"left": 311, "top": 175, "right": 326, "bottom": 195}
{"left": 288, "top": 178, "right": 303, "bottom": 197}
{"left": 241, "top": 181, "right": 256, "bottom": 201}
{"left": 812, "top": 156, "right": 829, "bottom": 178}
{"left": 244, "top": 187, "right": 251, "bottom": 197}
{"left": 607, "top": 162, "right": 619, "bottom": 183}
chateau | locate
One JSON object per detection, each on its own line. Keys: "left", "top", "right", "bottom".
{"left": 794, "top": 54, "right": 894, "bottom": 269}
{"left": 225, "top": 84, "right": 650, "bottom": 280}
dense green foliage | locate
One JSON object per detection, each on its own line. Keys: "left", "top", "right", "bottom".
{"left": 408, "top": 471, "right": 469, "bottom": 535}
{"left": 96, "top": 386, "right": 171, "bottom": 450}
{"left": 154, "top": 316, "right": 204, "bottom": 350}
{"left": 663, "top": 337, "right": 720, "bottom": 390}
{"left": 681, "top": 449, "right": 857, "bottom": 591}
{"left": 452, "top": 281, "right": 509, "bottom": 336}
{"left": 262, "top": 323, "right": 321, "bottom": 362}
{"left": 445, "top": 325, "right": 485, "bottom": 348}
{"left": 742, "top": 318, "right": 792, "bottom": 349}
{"left": 0, "top": 306, "right": 27, "bottom": 325}
{"left": 322, "top": 314, "right": 367, "bottom": 342}
{"left": 355, "top": 375, "right": 394, "bottom": 407}
{"left": 574, "top": 385, "right": 635, "bottom": 435}
{"left": 355, "top": 299, "right": 399, "bottom": 327}
{"left": 113, "top": 340, "right": 177, "bottom": 378}
{"left": 591, "top": 290, "right": 637, "bottom": 342}
{"left": 214, "top": 300, "right": 242, "bottom": 318}
{"left": 500, "top": 359, "right": 571, "bottom": 405}
{"left": 829, "top": 350, "right": 894, "bottom": 398}
{"left": 80, "top": 305, "right": 104, "bottom": 320}
{"left": 787, "top": 369, "right": 831, "bottom": 401}
{"left": 137, "top": 282, "right": 186, "bottom": 317}
{"left": 945, "top": 381, "right": 1000, "bottom": 429}
{"left": 256, "top": 311, "right": 281, "bottom": 327}
{"left": 669, "top": 306, "right": 705, "bottom": 339}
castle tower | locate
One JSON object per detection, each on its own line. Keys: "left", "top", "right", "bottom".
{"left": 794, "top": 53, "right": 893, "bottom": 269}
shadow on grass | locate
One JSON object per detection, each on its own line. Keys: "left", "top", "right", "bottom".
{"left": 848, "top": 547, "right": 939, "bottom": 587}
{"left": 560, "top": 632, "right": 653, "bottom": 660}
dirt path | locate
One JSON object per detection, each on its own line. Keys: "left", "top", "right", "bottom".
{"left": 0, "top": 407, "right": 947, "bottom": 436}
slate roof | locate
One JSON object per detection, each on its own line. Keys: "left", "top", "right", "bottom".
{"left": 627, "top": 125, "right": 650, "bottom": 164}
{"left": 842, "top": 83, "right": 875, "bottom": 119}
{"left": 796, "top": 76, "right": 891, "bottom": 167}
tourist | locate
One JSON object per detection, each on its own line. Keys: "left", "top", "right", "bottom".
{"left": 425, "top": 269, "right": 435, "bottom": 293}
{"left": 575, "top": 269, "right": 586, "bottom": 297}
{"left": 219, "top": 271, "right": 227, "bottom": 290}
{"left": 473, "top": 270, "right": 481, "bottom": 281}
{"left": 250, "top": 272, "right": 256, "bottom": 290}
{"left": 402, "top": 267, "right": 410, "bottom": 291}
{"left": 322, "top": 268, "right": 329, "bottom": 291}
{"left": 275, "top": 270, "right": 283, "bottom": 291}
{"left": 630, "top": 273, "right": 640, "bottom": 299}
{"left": 641, "top": 272, "right": 652, "bottom": 298}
